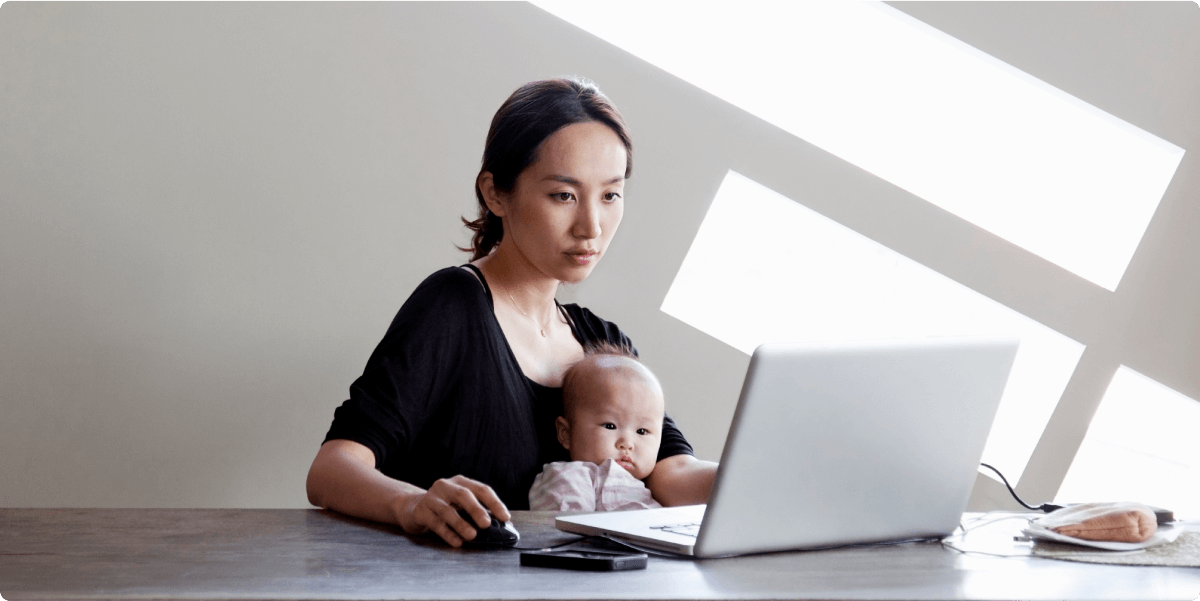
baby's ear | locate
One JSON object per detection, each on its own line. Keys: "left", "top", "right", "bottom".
{"left": 555, "top": 416, "right": 571, "bottom": 450}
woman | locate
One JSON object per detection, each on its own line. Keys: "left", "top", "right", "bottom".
{"left": 306, "top": 78, "right": 717, "bottom": 547}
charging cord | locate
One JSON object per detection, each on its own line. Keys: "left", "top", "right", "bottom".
{"left": 979, "top": 463, "right": 1062, "bottom": 513}
{"left": 512, "top": 535, "right": 591, "bottom": 551}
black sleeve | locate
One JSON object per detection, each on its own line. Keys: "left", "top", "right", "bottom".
{"left": 562, "top": 304, "right": 695, "bottom": 461}
{"left": 658, "top": 414, "right": 694, "bottom": 461}
{"left": 323, "top": 268, "right": 483, "bottom": 468}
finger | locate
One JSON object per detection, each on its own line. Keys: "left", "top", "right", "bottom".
{"left": 462, "top": 480, "right": 510, "bottom": 522}
{"left": 443, "top": 478, "right": 493, "bottom": 528}
{"left": 437, "top": 500, "right": 480, "bottom": 542}
{"left": 431, "top": 520, "right": 464, "bottom": 548}
{"left": 428, "top": 479, "right": 480, "bottom": 530}
{"left": 410, "top": 484, "right": 471, "bottom": 543}
{"left": 419, "top": 492, "right": 473, "bottom": 545}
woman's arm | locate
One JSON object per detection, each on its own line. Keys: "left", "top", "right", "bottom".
{"left": 644, "top": 454, "right": 719, "bottom": 507}
{"left": 306, "top": 439, "right": 510, "bottom": 547}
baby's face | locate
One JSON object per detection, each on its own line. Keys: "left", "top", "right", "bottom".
{"left": 557, "top": 358, "right": 664, "bottom": 480}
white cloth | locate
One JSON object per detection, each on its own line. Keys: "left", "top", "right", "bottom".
{"left": 528, "top": 459, "right": 662, "bottom": 512}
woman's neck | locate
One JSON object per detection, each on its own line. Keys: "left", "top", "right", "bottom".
{"left": 473, "top": 248, "right": 560, "bottom": 316}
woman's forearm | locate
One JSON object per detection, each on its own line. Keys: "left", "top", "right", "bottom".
{"left": 306, "top": 439, "right": 424, "bottom": 527}
{"left": 645, "top": 454, "right": 719, "bottom": 507}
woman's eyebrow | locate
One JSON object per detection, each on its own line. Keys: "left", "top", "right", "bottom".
{"left": 544, "top": 174, "right": 625, "bottom": 185}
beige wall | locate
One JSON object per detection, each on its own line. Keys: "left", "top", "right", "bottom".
{"left": 1, "top": 2, "right": 1196, "bottom": 508}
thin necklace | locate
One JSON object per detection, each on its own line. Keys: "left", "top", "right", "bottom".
{"left": 507, "top": 290, "right": 554, "bottom": 337}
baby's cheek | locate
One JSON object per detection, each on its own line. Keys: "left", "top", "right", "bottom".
{"left": 646, "top": 435, "right": 663, "bottom": 460}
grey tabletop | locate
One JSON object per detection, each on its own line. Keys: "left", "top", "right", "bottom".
{"left": 1, "top": 508, "right": 1197, "bottom": 601}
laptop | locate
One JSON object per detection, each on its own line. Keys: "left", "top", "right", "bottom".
{"left": 556, "top": 337, "right": 1019, "bottom": 558}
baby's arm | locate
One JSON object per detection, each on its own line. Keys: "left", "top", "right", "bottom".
{"left": 597, "top": 460, "right": 661, "bottom": 511}
{"left": 528, "top": 462, "right": 598, "bottom": 512}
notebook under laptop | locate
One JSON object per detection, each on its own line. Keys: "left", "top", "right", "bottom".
{"left": 556, "top": 337, "right": 1019, "bottom": 558}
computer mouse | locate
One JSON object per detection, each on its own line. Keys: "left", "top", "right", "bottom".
{"left": 457, "top": 509, "right": 519, "bottom": 549}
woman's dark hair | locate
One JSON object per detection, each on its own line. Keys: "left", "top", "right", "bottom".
{"left": 461, "top": 77, "right": 633, "bottom": 260}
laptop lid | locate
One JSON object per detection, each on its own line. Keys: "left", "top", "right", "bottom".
{"left": 557, "top": 336, "right": 1018, "bottom": 558}
{"left": 694, "top": 337, "right": 1018, "bottom": 557}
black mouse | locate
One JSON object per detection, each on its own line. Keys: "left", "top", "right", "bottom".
{"left": 457, "top": 509, "right": 519, "bottom": 549}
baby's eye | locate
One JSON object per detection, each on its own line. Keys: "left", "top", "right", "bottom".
{"left": 637, "top": 428, "right": 650, "bottom": 435}
{"left": 601, "top": 423, "right": 616, "bottom": 430}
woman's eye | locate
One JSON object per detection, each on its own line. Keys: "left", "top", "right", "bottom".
{"left": 603, "top": 192, "right": 622, "bottom": 202}
{"left": 552, "top": 192, "right": 574, "bottom": 202}
{"left": 601, "top": 423, "right": 616, "bottom": 430}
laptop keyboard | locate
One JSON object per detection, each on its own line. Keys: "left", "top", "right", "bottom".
{"left": 650, "top": 522, "right": 701, "bottom": 538}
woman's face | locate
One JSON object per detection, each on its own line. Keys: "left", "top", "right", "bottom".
{"left": 490, "top": 120, "right": 627, "bottom": 284}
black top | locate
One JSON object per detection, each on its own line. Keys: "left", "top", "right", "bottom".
{"left": 323, "top": 266, "right": 693, "bottom": 509}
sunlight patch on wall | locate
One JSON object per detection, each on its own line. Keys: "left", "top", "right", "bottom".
{"left": 1056, "top": 367, "right": 1200, "bottom": 519}
{"left": 661, "top": 171, "right": 1085, "bottom": 483}
{"left": 535, "top": 1, "right": 1186, "bottom": 291}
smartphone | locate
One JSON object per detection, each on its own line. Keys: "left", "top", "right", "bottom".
{"left": 519, "top": 549, "right": 648, "bottom": 571}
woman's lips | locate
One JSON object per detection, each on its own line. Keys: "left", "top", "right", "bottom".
{"left": 567, "top": 251, "right": 597, "bottom": 265}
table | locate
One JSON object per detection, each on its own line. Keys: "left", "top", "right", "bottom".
{"left": 1, "top": 509, "right": 1197, "bottom": 600}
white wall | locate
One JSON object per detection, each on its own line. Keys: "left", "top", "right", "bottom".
{"left": 0, "top": 2, "right": 1196, "bottom": 508}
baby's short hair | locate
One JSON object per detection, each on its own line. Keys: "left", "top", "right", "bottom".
{"left": 561, "top": 341, "right": 646, "bottom": 419}
{"left": 584, "top": 340, "right": 638, "bottom": 360}
{"left": 562, "top": 341, "right": 638, "bottom": 393}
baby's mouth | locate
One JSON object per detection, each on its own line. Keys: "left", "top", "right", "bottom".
{"left": 617, "top": 456, "right": 634, "bottom": 470}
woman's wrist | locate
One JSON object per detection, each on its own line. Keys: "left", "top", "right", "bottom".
{"left": 391, "top": 489, "right": 425, "bottom": 531}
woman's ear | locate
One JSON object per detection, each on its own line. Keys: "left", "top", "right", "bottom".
{"left": 477, "top": 171, "right": 508, "bottom": 218}
{"left": 555, "top": 416, "right": 571, "bottom": 450}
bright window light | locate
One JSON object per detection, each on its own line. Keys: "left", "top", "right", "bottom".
{"left": 535, "top": 1, "right": 1186, "bottom": 291}
{"left": 661, "top": 171, "right": 1085, "bottom": 483}
{"left": 1056, "top": 367, "right": 1200, "bottom": 520}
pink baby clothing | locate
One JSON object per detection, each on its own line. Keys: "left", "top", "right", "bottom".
{"left": 528, "top": 459, "right": 662, "bottom": 512}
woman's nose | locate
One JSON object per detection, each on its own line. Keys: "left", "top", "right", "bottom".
{"left": 573, "top": 198, "right": 602, "bottom": 239}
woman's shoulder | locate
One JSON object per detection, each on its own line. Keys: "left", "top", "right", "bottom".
{"left": 383, "top": 266, "right": 490, "bottom": 335}
{"left": 415, "top": 265, "right": 487, "bottom": 293}
{"left": 403, "top": 266, "right": 490, "bottom": 308}
{"left": 559, "top": 303, "right": 637, "bottom": 354}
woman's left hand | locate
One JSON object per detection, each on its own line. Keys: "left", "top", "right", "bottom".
{"left": 644, "top": 455, "right": 718, "bottom": 507}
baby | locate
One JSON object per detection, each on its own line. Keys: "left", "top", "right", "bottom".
{"left": 528, "top": 342, "right": 665, "bottom": 512}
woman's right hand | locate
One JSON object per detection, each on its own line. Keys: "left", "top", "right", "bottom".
{"left": 394, "top": 475, "right": 511, "bottom": 547}
{"left": 307, "top": 440, "right": 511, "bottom": 548}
